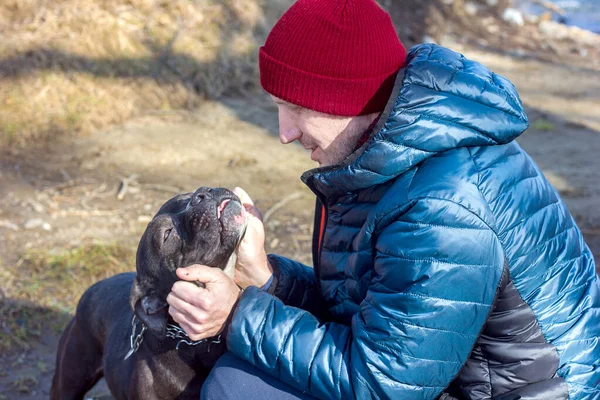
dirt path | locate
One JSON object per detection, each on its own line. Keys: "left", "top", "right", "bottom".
{"left": 0, "top": 95, "right": 317, "bottom": 398}
{"left": 1, "top": 49, "right": 599, "bottom": 398}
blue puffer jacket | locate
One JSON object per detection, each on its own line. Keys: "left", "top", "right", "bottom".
{"left": 227, "top": 44, "right": 600, "bottom": 399}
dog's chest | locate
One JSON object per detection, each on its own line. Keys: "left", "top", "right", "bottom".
{"left": 106, "top": 340, "right": 222, "bottom": 399}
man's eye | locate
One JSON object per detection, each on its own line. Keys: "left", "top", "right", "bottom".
{"left": 163, "top": 229, "right": 172, "bottom": 242}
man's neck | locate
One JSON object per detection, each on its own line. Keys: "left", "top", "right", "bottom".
{"left": 353, "top": 113, "right": 382, "bottom": 151}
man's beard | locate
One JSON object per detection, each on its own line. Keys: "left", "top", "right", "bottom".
{"left": 319, "top": 123, "right": 370, "bottom": 166}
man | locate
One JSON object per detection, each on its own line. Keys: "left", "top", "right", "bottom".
{"left": 166, "top": 0, "right": 600, "bottom": 398}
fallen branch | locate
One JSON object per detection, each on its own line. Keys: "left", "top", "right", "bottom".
{"left": 0, "top": 220, "right": 20, "bottom": 231}
{"left": 50, "top": 179, "right": 82, "bottom": 191}
{"left": 263, "top": 192, "right": 303, "bottom": 223}
{"left": 140, "top": 183, "right": 183, "bottom": 194}
{"left": 531, "top": 0, "right": 566, "bottom": 16}
{"left": 159, "top": 26, "right": 183, "bottom": 64}
{"left": 53, "top": 209, "right": 120, "bottom": 217}
{"left": 269, "top": 238, "right": 280, "bottom": 249}
{"left": 60, "top": 169, "right": 72, "bottom": 182}
{"left": 117, "top": 174, "right": 139, "bottom": 200}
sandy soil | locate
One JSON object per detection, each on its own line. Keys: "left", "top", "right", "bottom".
{"left": 0, "top": 47, "right": 599, "bottom": 398}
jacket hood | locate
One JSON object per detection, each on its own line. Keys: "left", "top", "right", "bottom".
{"left": 302, "top": 44, "right": 529, "bottom": 197}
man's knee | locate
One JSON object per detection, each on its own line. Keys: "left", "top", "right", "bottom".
{"left": 201, "top": 353, "right": 243, "bottom": 400}
{"left": 201, "top": 352, "right": 315, "bottom": 400}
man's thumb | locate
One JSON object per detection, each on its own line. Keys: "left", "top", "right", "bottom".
{"left": 233, "top": 187, "right": 263, "bottom": 221}
{"left": 233, "top": 187, "right": 254, "bottom": 207}
{"left": 176, "top": 265, "right": 221, "bottom": 284}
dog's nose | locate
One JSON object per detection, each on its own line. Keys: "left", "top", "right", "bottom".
{"left": 191, "top": 187, "right": 212, "bottom": 206}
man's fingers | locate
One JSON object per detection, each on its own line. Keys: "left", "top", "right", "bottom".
{"left": 233, "top": 187, "right": 254, "bottom": 206}
{"left": 168, "top": 303, "right": 188, "bottom": 324}
{"left": 179, "top": 320, "right": 218, "bottom": 341}
{"left": 233, "top": 187, "right": 263, "bottom": 221}
{"left": 172, "top": 318, "right": 203, "bottom": 340}
{"left": 176, "top": 264, "right": 222, "bottom": 283}
{"left": 245, "top": 205, "right": 263, "bottom": 221}
{"left": 166, "top": 292, "right": 198, "bottom": 318}
{"left": 169, "top": 304, "right": 204, "bottom": 327}
{"left": 170, "top": 311, "right": 219, "bottom": 341}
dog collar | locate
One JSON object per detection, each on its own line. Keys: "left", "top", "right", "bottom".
{"left": 124, "top": 315, "right": 147, "bottom": 360}
{"left": 123, "top": 315, "right": 222, "bottom": 360}
{"left": 165, "top": 323, "right": 222, "bottom": 351}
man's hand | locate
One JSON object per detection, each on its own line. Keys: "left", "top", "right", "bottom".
{"left": 167, "top": 265, "right": 240, "bottom": 341}
{"left": 232, "top": 187, "right": 273, "bottom": 289}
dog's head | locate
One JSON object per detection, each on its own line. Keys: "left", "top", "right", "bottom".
{"left": 129, "top": 187, "right": 247, "bottom": 337}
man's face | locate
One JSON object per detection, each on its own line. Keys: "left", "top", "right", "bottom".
{"left": 272, "top": 95, "right": 378, "bottom": 166}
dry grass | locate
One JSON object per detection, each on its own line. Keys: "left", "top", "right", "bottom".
{"left": 2, "top": 0, "right": 594, "bottom": 148}
{"left": 13, "top": 243, "right": 135, "bottom": 308}
{"left": 0, "top": 243, "right": 135, "bottom": 353}
{"left": 0, "top": 0, "right": 291, "bottom": 147}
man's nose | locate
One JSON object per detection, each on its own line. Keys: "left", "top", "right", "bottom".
{"left": 279, "top": 127, "right": 302, "bottom": 144}
{"left": 278, "top": 109, "right": 302, "bottom": 144}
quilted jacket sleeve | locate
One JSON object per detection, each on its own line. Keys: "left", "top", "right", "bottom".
{"left": 266, "top": 254, "right": 331, "bottom": 321}
{"left": 227, "top": 198, "right": 505, "bottom": 399}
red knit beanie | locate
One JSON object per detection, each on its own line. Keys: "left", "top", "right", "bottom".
{"left": 259, "top": 0, "right": 407, "bottom": 116}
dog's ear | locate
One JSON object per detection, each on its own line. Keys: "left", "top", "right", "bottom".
{"left": 134, "top": 295, "right": 168, "bottom": 338}
{"left": 130, "top": 278, "right": 168, "bottom": 338}
{"left": 129, "top": 277, "right": 144, "bottom": 311}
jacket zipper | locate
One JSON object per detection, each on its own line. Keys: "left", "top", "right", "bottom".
{"left": 305, "top": 179, "right": 328, "bottom": 277}
{"left": 317, "top": 204, "right": 326, "bottom": 260}
{"left": 313, "top": 200, "right": 328, "bottom": 278}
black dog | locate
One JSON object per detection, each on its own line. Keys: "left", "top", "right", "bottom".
{"left": 50, "top": 187, "right": 247, "bottom": 400}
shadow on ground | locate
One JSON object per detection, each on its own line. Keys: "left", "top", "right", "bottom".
{"left": 0, "top": 298, "right": 69, "bottom": 399}
{"left": 1, "top": 11, "right": 599, "bottom": 396}
{"left": 0, "top": 0, "right": 441, "bottom": 146}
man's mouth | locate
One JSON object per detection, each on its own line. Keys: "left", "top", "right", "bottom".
{"left": 217, "top": 199, "right": 231, "bottom": 220}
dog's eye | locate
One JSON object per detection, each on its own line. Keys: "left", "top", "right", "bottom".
{"left": 163, "top": 229, "right": 172, "bottom": 242}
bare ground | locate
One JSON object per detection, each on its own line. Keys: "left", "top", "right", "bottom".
{"left": 0, "top": 49, "right": 599, "bottom": 398}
